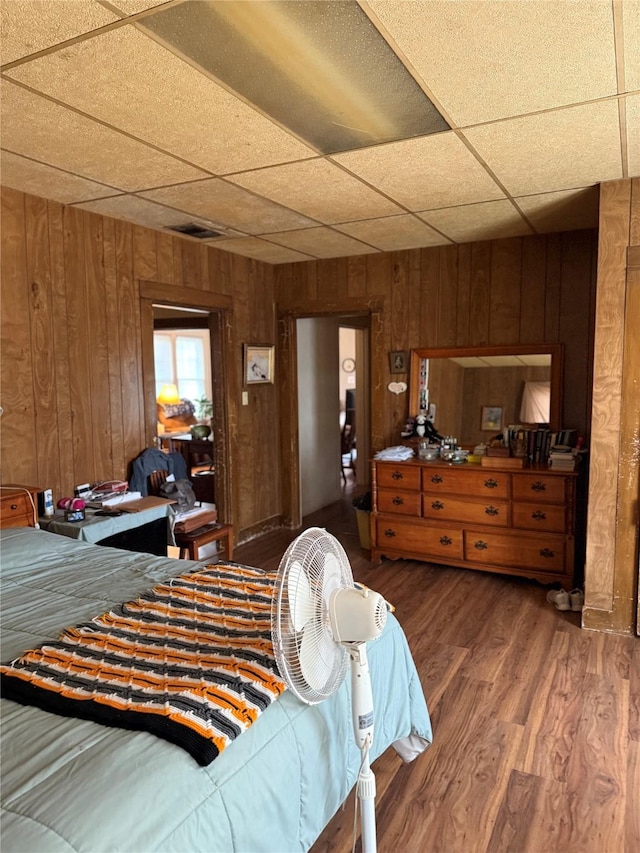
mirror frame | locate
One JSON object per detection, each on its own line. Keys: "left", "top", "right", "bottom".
{"left": 409, "top": 343, "right": 565, "bottom": 433}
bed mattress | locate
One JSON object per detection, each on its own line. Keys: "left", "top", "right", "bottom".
{"left": 0, "top": 527, "right": 432, "bottom": 853}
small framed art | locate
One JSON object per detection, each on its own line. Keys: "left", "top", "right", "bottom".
{"left": 389, "top": 350, "right": 408, "bottom": 374}
{"left": 244, "top": 344, "right": 274, "bottom": 385}
{"left": 481, "top": 405, "right": 503, "bottom": 431}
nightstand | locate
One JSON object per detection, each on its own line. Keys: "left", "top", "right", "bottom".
{"left": 0, "top": 484, "right": 41, "bottom": 528}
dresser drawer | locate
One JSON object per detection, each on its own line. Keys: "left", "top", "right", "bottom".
{"left": 512, "top": 474, "right": 567, "bottom": 504}
{"left": 376, "top": 516, "right": 463, "bottom": 561}
{"left": 421, "top": 467, "right": 510, "bottom": 499}
{"left": 377, "top": 488, "right": 421, "bottom": 516}
{"left": 422, "top": 495, "right": 509, "bottom": 527}
{"left": 464, "top": 530, "right": 567, "bottom": 574}
{"left": 0, "top": 492, "right": 34, "bottom": 528}
{"left": 512, "top": 502, "right": 567, "bottom": 533}
{"left": 376, "top": 463, "right": 420, "bottom": 491}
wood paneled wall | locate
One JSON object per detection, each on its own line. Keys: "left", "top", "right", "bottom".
{"left": 584, "top": 178, "right": 640, "bottom": 635}
{"left": 0, "top": 187, "right": 278, "bottom": 536}
{"left": 275, "top": 231, "right": 599, "bottom": 454}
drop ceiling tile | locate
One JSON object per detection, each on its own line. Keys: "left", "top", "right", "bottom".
{"left": 266, "top": 228, "right": 379, "bottom": 259}
{"left": 333, "top": 132, "right": 504, "bottom": 211}
{"left": 73, "top": 193, "right": 244, "bottom": 238}
{"left": 141, "top": 179, "right": 318, "bottom": 235}
{"left": 516, "top": 187, "right": 600, "bottom": 233}
{"left": 626, "top": 95, "right": 640, "bottom": 177}
{"left": 623, "top": 2, "right": 640, "bottom": 91}
{"left": 6, "top": 25, "right": 316, "bottom": 174}
{"left": 0, "top": 0, "right": 118, "bottom": 64}
{"left": 334, "top": 214, "right": 450, "bottom": 251}
{"left": 419, "top": 200, "right": 533, "bottom": 243}
{"left": 227, "top": 159, "right": 402, "bottom": 224}
{"left": 210, "top": 238, "right": 313, "bottom": 265}
{"left": 0, "top": 80, "right": 206, "bottom": 191}
{"left": 0, "top": 150, "right": 118, "bottom": 204}
{"left": 368, "top": 0, "right": 617, "bottom": 126}
{"left": 107, "top": 1, "right": 169, "bottom": 14}
{"left": 464, "top": 100, "right": 623, "bottom": 197}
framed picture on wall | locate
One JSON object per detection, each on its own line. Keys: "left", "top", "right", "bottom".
{"left": 481, "top": 405, "right": 503, "bottom": 431}
{"left": 244, "top": 344, "right": 274, "bottom": 385}
{"left": 389, "top": 350, "right": 408, "bottom": 374}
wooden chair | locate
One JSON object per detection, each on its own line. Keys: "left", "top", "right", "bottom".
{"left": 176, "top": 523, "right": 234, "bottom": 561}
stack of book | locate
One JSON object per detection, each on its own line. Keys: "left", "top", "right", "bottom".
{"left": 548, "top": 446, "right": 577, "bottom": 471}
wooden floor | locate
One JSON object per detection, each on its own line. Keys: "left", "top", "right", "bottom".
{"left": 234, "top": 484, "right": 640, "bottom": 853}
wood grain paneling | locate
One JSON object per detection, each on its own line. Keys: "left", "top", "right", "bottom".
{"left": 0, "top": 187, "right": 277, "bottom": 540}
{"left": 276, "top": 231, "right": 598, "bottom": 452}
{"left": 584, "top": 178, "right": 639, "bottom": 635}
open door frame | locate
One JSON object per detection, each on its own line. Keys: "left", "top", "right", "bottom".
{"left": 140, "top": 281, "right": 233, "bottom": 524}
{"left": 278, "top": 302, "right": 383, "bottom": 530}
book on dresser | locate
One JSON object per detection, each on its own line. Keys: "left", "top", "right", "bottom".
{"left": 370, "top": 458, "right": 577, "bottom": 584}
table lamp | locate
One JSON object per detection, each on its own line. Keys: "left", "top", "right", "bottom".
{"left": 157, "top": 384, "right": 180, "bottom": 405}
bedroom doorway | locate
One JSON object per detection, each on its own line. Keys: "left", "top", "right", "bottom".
{"left": 278, "top": 307, "right": 374, "bottom": 529}
{"left": 139, "top": 284, "right": 232, "bottom": 525}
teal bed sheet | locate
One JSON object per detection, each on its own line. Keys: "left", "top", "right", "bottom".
{"left": 0, "top": 527, "right": 432, "bottom": 853}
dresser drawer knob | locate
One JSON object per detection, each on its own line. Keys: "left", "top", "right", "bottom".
{"left": 383, "top": 528, "right": 396, "bottom": 538}
{"left": 11, "top": 503, "right": 18, "bottom": 510}
{"left": 474, "top": 540, "right": 488, "bottom": 551}
{"left": 531, "top": 510, "right": 547, "bottom": 521}
{"left": 391, "top": 496, "right": 404, "bottom": 505}
{"left": 484, "top": 479, "right": 498, "bottom": 489}
{"left": 431, "top": 474, "right": 443, "bottom": 484}
{"left": 440, "top": 535, "right": 452, "bottom": 546}
{"left": 431, "top": 500, "right": 444, "bottom": 511}
{"left": 484, "top": 505, "right": 499, "bottom": 516}
{"left": 391, "top": 471, "right": 404, "bottom": 480}
{"left": 540, "top": 548, "right": 555, "bottom": 559}
{"left": 531, "top": 481, "right": 547, "bottom": 492}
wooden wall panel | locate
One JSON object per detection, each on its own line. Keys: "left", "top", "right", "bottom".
{"left": 585, "top": 181, "right": 630, "bottom": 612}
{"left": 1, "top": 188, "right": 37, "bottom": 485}
{"left": 469, "top": 242, "right": 492, "bottom": 345}
{"left": 276, "top": 230, "right": 598, "bottom": 453}
{"left": 519, "top": 236, "right": 546, "bottom": 344}
{"left": 25, "top": 193, "right": 59, "bottom": 492}
{"left": 103, "top": 217, "right": 125, "bottom": 479}
{"left": 0, "top": 187, "right": 278, "bottom": 541}
{"left": 489, "top": 238, "right": 522, "bottom": 345}
{"left": 584, "top": 178, "right": 640, "bottom": 635}
{"left": 48, "top": 201, "right": 75, "bottom": 487}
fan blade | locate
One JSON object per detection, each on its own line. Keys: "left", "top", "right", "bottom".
{"left": 288, "top": 560, "right": 315, "bottom": 632}
{"left": 299, "top": 619, "right": 338, "bottom": 692}
{"left": 322, "top": 551, "right": 343, "bottom": 596}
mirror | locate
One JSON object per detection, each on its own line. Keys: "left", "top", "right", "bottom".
{"left": 409, "top": 344, "right": 564, "bottom": 447}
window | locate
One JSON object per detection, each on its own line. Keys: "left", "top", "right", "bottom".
{"left": 154, "top": 330, "right": 211, "bottom": 402}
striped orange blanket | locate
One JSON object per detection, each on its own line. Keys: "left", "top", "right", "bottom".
{"left": 0, "top": 562, "right": 286, "bottom": 766}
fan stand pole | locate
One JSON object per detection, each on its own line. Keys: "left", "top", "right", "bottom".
{"left": 358, "top": 746, "right": 377, "bottom": 853}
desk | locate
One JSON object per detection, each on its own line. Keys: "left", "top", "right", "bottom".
{"left": 40, "top": 498, "right": 175, "bottom": 556}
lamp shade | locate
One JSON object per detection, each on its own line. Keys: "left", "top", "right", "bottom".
{"left": 157, "top": 383, "right": 180, "bottom": 405}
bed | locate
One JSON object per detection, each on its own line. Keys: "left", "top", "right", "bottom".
{"left": 0, "top": 526, "right": 432, "bottom": 853}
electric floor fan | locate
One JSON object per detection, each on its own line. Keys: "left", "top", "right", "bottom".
{"left": 271, "top": 527, "right": 388, "bottom": 853}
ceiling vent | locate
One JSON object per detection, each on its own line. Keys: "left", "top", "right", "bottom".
{"left": 166, "top": 222, "right": 223, "bottom": 239}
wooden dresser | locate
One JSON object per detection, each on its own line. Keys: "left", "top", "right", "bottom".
{"left": 371, "top": 460, "right": 577, "bottom": 584}
{"left": 0, "top": 485, "right": 41, "bottom": 529}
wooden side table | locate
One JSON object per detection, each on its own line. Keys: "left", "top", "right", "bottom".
{"left": 175, "top": 523, "right": 234, "bottom": 561}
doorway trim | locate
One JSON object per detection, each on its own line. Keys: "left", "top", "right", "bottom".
{"left": 278, "top": 301, "right": 383, "bottom": 529}
{"left": 140, "top": 281, "right": 233, "bottom": 523}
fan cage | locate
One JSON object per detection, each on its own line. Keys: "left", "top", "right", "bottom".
{"left": 271, "top": 527, "right": 354, "bottom": 704}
